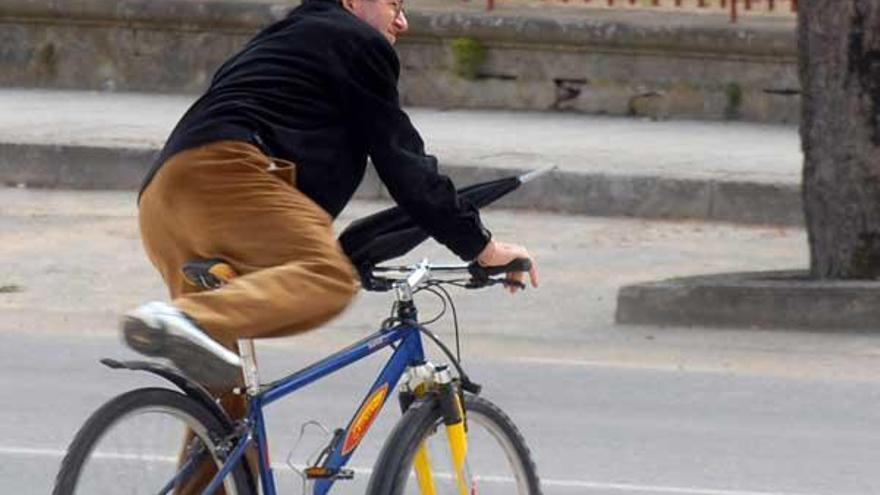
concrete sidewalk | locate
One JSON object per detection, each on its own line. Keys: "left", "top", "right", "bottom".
{"left": 0, "top": 187, "right": 814, "bottom": 346}
{"left": 0, "top": 89, "right": 803, "bottom": 224}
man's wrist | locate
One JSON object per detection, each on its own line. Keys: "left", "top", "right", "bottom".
{"left": 477, "top": 239, "right": 496, "bottom": 266}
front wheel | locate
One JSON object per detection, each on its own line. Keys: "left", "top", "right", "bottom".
{"left": 367, "top": 393, "right": 542, "bottom": 495}
{"left": 53, "top": 387, "right": 254, "bottom": 495}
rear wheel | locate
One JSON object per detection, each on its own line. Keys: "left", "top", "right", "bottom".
{"left": 367, "top": 393, "right": 542, "bottom": 495}
{"left": 53, "top": 387, "right": 253, "bottom": 495}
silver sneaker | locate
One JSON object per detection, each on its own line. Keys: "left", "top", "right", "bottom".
{"left": 122, "top": 301, "right": 242, "bottom": 388}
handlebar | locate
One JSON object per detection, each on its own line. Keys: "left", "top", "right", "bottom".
{"left": 364, "top": 258, "right": 532, "bottom": 293}
{"left": 467, "top": 258, "right": 532, "bottom": 284}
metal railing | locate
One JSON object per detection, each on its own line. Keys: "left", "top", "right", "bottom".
{"left": 480, "top": 0, "right": 798, "bottom": 23}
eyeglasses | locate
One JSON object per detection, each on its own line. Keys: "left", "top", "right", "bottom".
{"left": 371, "top": 0, "right": 405, "bottom": 18}
{"left": 389, "top": 0, "right": 405, "bottom": 17}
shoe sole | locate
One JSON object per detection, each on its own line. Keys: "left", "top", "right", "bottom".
{"left": 122, "top": 316, "right": 242, "bottom": 390}
{"left": 122, "top": 316, "right": 166, "bottom": 355}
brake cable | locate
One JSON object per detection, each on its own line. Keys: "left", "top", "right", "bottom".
{"left": 430, "top": 283, "right": 462, "bottom": 365}
{"left": 414, "top": 281, "right": 480, "bottom": 394}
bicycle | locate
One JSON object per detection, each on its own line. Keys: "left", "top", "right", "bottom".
{"left": 53, "top": 172, "right": 547, "bottom": 495}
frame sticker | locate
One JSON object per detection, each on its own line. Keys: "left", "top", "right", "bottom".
{"left": 341, "top": 383, "right": 390, "bottom": 455}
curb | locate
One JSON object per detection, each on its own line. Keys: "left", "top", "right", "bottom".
{"left": 0, "top": 141, "right": 803, "bottom": 225}
{"left": 0, "top": 143, "right": 156, "bottom": 190}
{"left": 615, "top": 270, "right": 880, "bottom": 331}
{"left": 443, "top": 165, "right": 803, "bottom": 225}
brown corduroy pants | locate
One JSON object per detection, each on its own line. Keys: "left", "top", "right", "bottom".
{"left": 138, "top": 140, "right": 359, "bottom": 493}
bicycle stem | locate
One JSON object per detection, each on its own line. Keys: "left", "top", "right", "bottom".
{"left": 394, "top": 258, "right": 430, "bottom": 304}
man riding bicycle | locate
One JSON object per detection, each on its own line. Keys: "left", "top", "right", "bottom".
{"left": 123, "top": 0, "right": 539, "bottom": 489}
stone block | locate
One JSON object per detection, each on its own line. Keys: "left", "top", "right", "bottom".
{"left": 616, "top": 270, "right": 880, "bottom": 330}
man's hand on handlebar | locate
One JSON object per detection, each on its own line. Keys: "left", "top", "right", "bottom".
{"left": 476, "top": 240, "right": 539, "bottom": 294}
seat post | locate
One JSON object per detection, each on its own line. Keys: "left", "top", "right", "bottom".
{"left": 238, "top": 339, "right": 261, "bottom": 396}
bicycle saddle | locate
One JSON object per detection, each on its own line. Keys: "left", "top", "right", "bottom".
{"left": 182, "top": 258, "right": 238, "bottom": 290}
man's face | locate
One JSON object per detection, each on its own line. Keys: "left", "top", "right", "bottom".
{"left": 344, "top": 0, "right": 409, "bottom": 45}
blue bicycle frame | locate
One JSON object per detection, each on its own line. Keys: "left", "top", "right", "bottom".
{"left": 200, "top": 322, "right": 427, "bottom": 495}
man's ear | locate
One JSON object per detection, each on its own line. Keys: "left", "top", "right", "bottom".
{"left": 341, "top": 0, "right": 357, "bottom": 12}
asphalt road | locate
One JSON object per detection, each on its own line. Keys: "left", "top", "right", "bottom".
{"left": 5, "top": 188, "right": 880, "bottom": 494}
{"left": 3, "top": 329, "right": 880, "bottom": 495}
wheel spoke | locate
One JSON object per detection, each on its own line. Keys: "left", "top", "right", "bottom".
{"left": 53, "top": 388, "right": 252, "bottom": 495}
{"left": 369, "top": 394, "right": 541, "bottom": 495}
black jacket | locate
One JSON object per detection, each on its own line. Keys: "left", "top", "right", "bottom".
{"left": 143, "top": 0, "right": 490, "bottom": 260}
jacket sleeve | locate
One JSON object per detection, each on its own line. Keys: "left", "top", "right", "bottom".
{"left": 341, "top": 34, "right": 491, "bottom": 261}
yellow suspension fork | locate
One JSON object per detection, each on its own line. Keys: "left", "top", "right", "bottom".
{"left": 409, "top": 414, "right": 469, "bottom": 495}
{"left": 412, "top": 441, "right": 438, "bottom": 495}
{"left": 436, "top": 366, "right": 473, "bottom": 495}
{"left": 402, "top": 364, "right": 473, "bottom": 495}
{"left": 401, "top": 375, "right": 439, "bottom": 495}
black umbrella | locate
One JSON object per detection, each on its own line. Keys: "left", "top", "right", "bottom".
{"left": 339, "top": 168, "right": 552, "bottom": 272}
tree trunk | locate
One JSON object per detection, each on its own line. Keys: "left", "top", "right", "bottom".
{"left": 800, "top": 0, "right": 880, "bottom": 278}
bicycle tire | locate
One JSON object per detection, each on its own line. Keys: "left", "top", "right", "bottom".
{"left": 53, "top": 387, "right": 254, "bottom": 495}
{"left": 367, "top": 393, "right": 542, "bottom": 495}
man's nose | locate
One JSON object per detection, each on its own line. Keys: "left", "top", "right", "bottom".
{"left": 394, "top": 10, "right": 408, "bottom": 33}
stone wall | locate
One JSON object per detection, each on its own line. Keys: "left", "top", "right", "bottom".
{"left": 401, "top": 11, "right": 799, "bottom": 122}
{"left": 0, "top": 0, "right": 799, "bottom": 122}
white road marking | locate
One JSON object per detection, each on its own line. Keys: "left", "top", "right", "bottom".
{"left": 0, "top": 444, "right": 817, "bottom": 495}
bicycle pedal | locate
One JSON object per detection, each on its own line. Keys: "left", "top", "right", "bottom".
{"left": 304, "top": 466, "right": 354, "bottom": 480}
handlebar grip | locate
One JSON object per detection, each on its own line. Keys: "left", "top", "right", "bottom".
{"left": 468, "top": 258, "right": 532, "bottom": 281}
